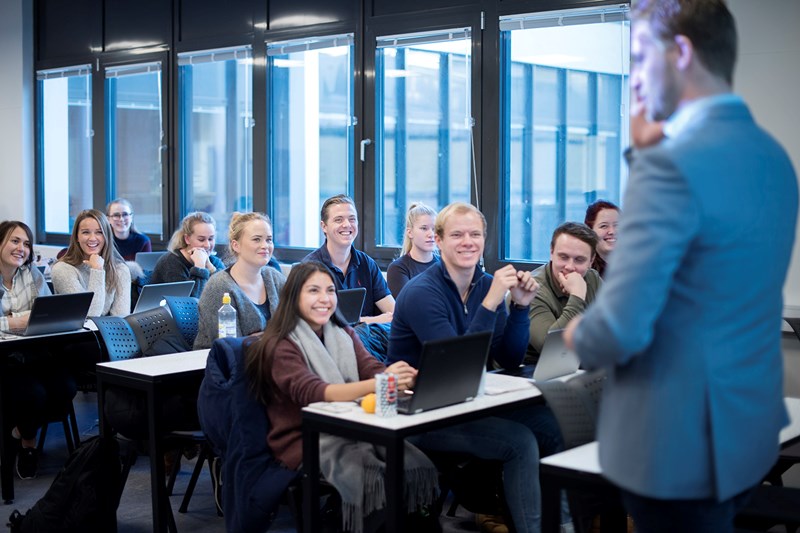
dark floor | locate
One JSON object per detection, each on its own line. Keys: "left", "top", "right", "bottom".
{"left": 5, "top": 391, "right": 482, "bottom": 533}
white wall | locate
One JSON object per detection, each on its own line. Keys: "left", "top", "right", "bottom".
{"left": 0, "top": 0, "right": 34, "bottom": 224}
{"left": 729, "top": 0, "right": 800, "bottom": 311}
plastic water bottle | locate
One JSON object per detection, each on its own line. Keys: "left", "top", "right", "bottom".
{"left": 218, "top": 292, "right": 237, "bottom": 338}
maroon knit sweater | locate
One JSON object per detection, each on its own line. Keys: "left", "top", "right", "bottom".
{"left": 266, "top": 327, "right": 386, "bottom": 470}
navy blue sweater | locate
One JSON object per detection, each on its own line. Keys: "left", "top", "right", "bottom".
{"left": 387, "top": 262, "right": 530, "bottom": 371}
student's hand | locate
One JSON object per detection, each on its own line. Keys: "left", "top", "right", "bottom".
{"left": 385, "top": 361, "right": 418, "bottom": 391}
{"left": 483, "top": 265, "right": 521, "bottom": 310}
{"left": 557, "top": 271, "right": 587, "bottom": 301}
{"left": 508, "top": 270, "right": 539, "bottom": 307}
{"left": 189, "top": 248, "right": 209, "bottom": 269}
{"left": 563, "top": 315, "right": 582, "bottom": 351}
{"left": 360, "top": 312, "right": 393, "bottom": 325}
{"left": 84, "top": 253, "right": 104, "bottom": 270}
{"left": 631, "top": 98, "right": 665, "bottom": 149}
{"left": 7, "top": 315, "right": 29, "bottom": 330}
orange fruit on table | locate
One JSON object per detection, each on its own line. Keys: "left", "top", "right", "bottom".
{"left": 361, "top": 393, "right": 376, "bottom": 414}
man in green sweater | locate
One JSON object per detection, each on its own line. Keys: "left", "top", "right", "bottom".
{"left": 527, "top": 222, "right": 602, "bottom": 360}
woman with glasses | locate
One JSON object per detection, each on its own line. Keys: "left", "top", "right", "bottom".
{"left": 106, "top": 198, "right": 152, "bottom": 261}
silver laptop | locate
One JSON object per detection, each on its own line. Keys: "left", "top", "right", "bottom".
{"left": 336, "top": 288, "right": 366, "bottom": 326}
{"left": 132, "top": 281, "right": 195, "bottom": 314}
{"left": 398, "top": 331, "right": 492, "bottom": 415}
{"left": 2, "top": 292, "right": 93, "bottom": 337}
{"left": 532, "top": 329, "right": 581, "bottom": 382}
{"left": 135, "top": 251, "right": 167, "bottom": 271}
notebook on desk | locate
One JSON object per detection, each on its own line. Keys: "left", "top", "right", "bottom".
{"left": 336, "top": 288, "right": 366, "bottom": 326}
{"left": 1, "top": 292, "right": 93, "bottom": 337}
{"left": 132, "top": 281, "right": 195, "bottom": 314}
{"left": 531, "top": 329, "right": 581, "bottom": 382}
{"left": 397, "top": 331, "right": 492, "bottom": 415}
{"left": 134, "top": 251, "right": 167, "bottom": 271}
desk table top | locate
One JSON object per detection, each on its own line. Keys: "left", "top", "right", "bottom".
{"left": 302, "top": 373, "right": 541, "bottom": 431}
{"left": 96, "top": 349, "right": 209, "bottom": 377}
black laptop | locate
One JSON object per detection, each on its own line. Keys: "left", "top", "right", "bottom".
{"left": 397, "top": 331, "right": 492, "bottom": 415}
{"left": 2, "top": 292, "right": 94, "bottom": 337}
{"left": 336, "top": 288, "right": 367, "bottom": 326}
{"left": 132, "top": 280, "right": 195, "bottom": 314}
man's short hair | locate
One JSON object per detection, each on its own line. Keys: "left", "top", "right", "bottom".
{"left": 550, "top": 222, "right": 598, "bottom": 256}
{"left": 320, "top": 194, "right": 356, "bottom": 222}
{"left": 633, "top": 0, "right": 737, "bottom": 85}
{"left": 434, "top": 202, "right": 486, "bottom": 239}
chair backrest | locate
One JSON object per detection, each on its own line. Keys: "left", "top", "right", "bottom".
{"left": 124, "top": 306, "right": 183, "bottom": 354}
{"left": 536, "top": 369, "right": 606, "bottom": 450}
{"left": 91, "top": 316, "right": 141, "bottom": 361}
{"left": 164, "top": 296, "right": 200, "bottom": 348}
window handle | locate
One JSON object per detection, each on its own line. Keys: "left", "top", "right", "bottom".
{"left": 360, "top": 139, "right": 372, "bottom": 162}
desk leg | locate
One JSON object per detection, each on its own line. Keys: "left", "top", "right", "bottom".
{"left": 0, "top": 371, "right": 13, "bottom": 504}
{"left": 541, "top": 472, "right": 561, "bottom": 533}
{"left": 302, "top": 426, "right": 321, "bottom": 533}
{"left": 147, "top": 386, "right": 169, "bottom": 533}
{"left": 385, "top": 436, "right": 405, "bottom": 533}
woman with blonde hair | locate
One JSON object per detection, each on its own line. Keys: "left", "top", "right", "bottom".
{"left": 193, "top": 212, "right": 285, "bottom": 349}
{"left": 386, "top": 202, "right": 438, "bottom": 298}
{"left": 150, "top": 211, "right": 225, "bottom": 298}
{"left": 51, "top": 209, "right": 131, "bottom": 317}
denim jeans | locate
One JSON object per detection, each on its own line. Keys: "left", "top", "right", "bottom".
{"left": 620, "top": 485, "right": 756, "bottom": 533}
{"left": 409, "top": 412, "right": 545, "bottom": 533}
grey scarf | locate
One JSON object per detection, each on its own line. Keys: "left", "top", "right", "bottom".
{"left": 289, "top": 319, "right": 438, "bottom": 533}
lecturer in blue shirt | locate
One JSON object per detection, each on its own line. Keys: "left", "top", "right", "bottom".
{"left": 564, "top": 1, "right": 799, "bottom": 532}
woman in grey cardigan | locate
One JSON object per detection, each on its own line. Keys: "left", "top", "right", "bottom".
{"left": 194, "top": 213, "right": 285, "bottom": 349}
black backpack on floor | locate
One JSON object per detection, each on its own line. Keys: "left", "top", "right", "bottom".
{"left": 7, "top": 436, "right": 122, "bottom": 533}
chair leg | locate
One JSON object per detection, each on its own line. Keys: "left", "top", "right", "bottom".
{"left": 166, "top": 449, "right": 182, "bottom": 496}
{"left": 68, "top": 404, "right": 80, "bottom": 448}
{"left": 179, "top": 445, "right": 209, "bottom": 513}
{"left": 36, "top": 424, "right": 49, "bottom": 454}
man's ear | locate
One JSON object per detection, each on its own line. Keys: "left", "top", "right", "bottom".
{"left": 674, "top": 34, "right": 694, "bottom": 71}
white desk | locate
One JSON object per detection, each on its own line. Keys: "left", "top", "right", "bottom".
{"left": 301, "top": 373, "right": 542, "bottom": 533}
{"left": 96, "top": 349, "right": 209, "bottom": 533}
{"left": 538, "top": 397, "right": 800, "bottom": 533}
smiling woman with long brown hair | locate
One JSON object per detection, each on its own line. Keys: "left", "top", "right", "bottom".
{"left": 51, "top": 209, "right": 130, "bottom": 317}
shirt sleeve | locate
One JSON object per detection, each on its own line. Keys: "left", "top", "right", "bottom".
{"left": 387, "top": 260, "right": 409, "bottom": 299}
{"left": 108, "top": 263, "right": 132, "bottom": 317}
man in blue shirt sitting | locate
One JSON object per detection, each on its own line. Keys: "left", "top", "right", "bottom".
{"left": 389, "top": 202, "right": 565, "bottom": 533}
{"left": 303, "top": 194, "right": 394, "bottom": 324}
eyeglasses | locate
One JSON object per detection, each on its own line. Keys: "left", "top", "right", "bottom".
{"left": 109, "top": 212, "right": 132, "bottom": 220}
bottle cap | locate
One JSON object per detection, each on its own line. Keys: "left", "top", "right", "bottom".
{"left": 222, "top": 292, "right": 231, "bottom": 305}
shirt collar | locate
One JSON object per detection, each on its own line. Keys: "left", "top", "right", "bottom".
{"left": 663, "top": 93, "right": 743, "bottom": 139}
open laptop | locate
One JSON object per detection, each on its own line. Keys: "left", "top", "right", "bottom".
{"left": 134, "top": 251, "right": 167, "bottom": 271}
{"left": 132, "top": 281, "right": 195, "bottom": 314}
{"left": 1, "top": 292, "right": 93, "bottom": 337}
{"left": 336, "top": 288, "right": 366, "bottom": 326}
{"left": 397, "top": 331, "right": 492, "bottom": 415}
{"left": 531, "top": 329, "right": 581, "bottom": 382}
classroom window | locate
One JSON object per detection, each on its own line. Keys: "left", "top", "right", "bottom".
{"left": 500, "top": 6, "right": 629, "bottom": 262}
{"left": 178, "top": 47, "right": 253, "bottom": 242}
{"left": 375, "top": 29, "right": 473, "bottom": 247}
{"left": 105, "top": 61, "right": 165, "bottom": 236}
{"left": 268, "top": 35, "right": 354, "bottom": 249}
{"left": 37, "top": 65, "right": 93, "bottom": 234}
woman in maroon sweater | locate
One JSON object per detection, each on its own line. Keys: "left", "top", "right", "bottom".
{"left": 246, "top": 261, "right": 438, "bottom": 533}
